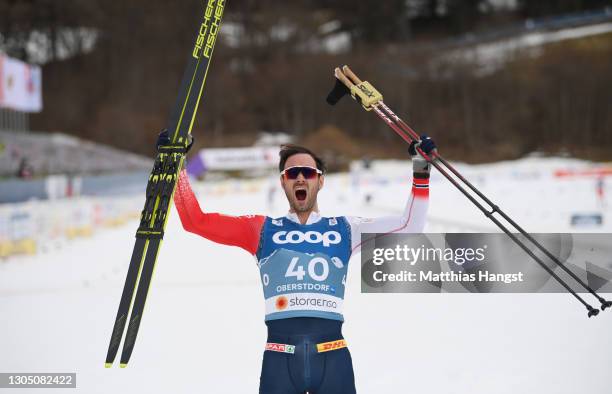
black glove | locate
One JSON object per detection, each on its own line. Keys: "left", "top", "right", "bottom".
{"left": 156, "top": 129, "right": 194, "bottom": 153}
{"left": 156, "top": 129, "right": 171, "bottom": 150}
{"left": 408, "top": 135, "right": 436, "bottom": 173}
{"left": 408, "top": 135, "right": 436, "bottom": 157}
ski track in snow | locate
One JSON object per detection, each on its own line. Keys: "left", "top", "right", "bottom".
{"left": 1, "top": 157, "right": 611, "bottom": 393}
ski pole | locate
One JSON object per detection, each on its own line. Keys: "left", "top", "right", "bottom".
{"left": 328, "top": 65, "right": 611, "bottom": 317}
{"left": 338, "top": 64, "right": 609, "bottom": 315}
{"left": 375, "top": 101, "right": 600, "bottom": 317}
{"left": 377, "top": 99, "right": 612, "bottom": 313}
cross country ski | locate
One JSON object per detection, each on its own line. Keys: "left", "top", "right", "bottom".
{"left": 104, "top": 0, "right": 227, "bottom": 368}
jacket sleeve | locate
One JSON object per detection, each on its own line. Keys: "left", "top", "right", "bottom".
{"left": 173, "top": 169, "right": 266, "bottom": 256}
{"left": 347, "top": 172, "right": 429, "bottom": 253}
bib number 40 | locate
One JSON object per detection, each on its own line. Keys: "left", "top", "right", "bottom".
{"left": 285, "top": 256, "right": 344, "bottom": 283}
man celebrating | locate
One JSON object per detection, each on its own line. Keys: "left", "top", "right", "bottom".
{"left": 172, "top": 138, "right": 435, "bottom": 394}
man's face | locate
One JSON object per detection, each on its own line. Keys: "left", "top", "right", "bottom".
{"left": 281, "top": 153, "right": 324, "bottom": 214}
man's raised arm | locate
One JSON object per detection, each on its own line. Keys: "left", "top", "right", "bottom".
{"left": 348, "top": 136, "right": 435, "bottom": 253}
{"left": 173, "top": 169, "right": 265, "bottom": 255}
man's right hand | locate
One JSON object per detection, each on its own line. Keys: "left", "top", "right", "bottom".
{"left": 156, "top": 129, "right": 194, "bottom": 153}
{"left": 156, "top": 129, "right": 171, "bottom": 150}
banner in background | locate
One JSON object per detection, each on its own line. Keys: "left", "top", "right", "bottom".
{"left": 187, "top": 146, "right": 279, "bottom": 176}
{"left": 0, "top": 54, "right": 43, "bottom": 113}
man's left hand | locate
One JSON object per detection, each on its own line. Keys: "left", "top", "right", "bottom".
{"left": 409, "top": 135, "right": 436, "bottom": 174}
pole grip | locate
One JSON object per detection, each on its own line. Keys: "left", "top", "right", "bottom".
{"left": 334, "top": 67, "right": 354, "bottom": 89}
{"left": 342, "top": 65, "right": 363, "bottom": 84}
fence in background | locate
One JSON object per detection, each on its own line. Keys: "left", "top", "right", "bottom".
{"left": 0, "top": 171, "right": 150, "bottom": 203}
{"left": 0, "top": 195, "right": 142, "bottom": 259}
{"left": 0, "top": 175, "right": 270, "bottom": 260}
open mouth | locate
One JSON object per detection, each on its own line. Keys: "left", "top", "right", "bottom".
{"left": 295, "top": 189, "right": 307, "bottom": 201}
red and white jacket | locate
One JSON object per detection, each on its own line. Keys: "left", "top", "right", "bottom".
{"left": 173, "top": 170, "right": 429, "bottom": 255}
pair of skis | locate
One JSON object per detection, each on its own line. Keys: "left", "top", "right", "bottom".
{"left": 105, "top": 0, "right": 227, "bottom": 368}
{"left": 328, "top": 65, "right": 612, "bottom": 318}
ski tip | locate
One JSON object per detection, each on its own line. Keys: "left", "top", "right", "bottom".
{"left": 104, "top": 363, "right": 112, "bottom": 369}
{"left": 119, "top": 363, "right": 128, "bottom": 369}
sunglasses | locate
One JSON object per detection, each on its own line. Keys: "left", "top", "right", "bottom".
{"left": 280, "top": 166, "right": 323, "bottom": 180}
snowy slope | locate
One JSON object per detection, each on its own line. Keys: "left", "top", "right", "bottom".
{"left": 0, "top": 157, "right": 611, "bottom": 393}
{"left": 439, "top": 21, "right": 612, "bottom": 75}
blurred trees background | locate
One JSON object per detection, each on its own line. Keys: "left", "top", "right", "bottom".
{"left": 1, "top": 0, "right": 611, "bottom": 163}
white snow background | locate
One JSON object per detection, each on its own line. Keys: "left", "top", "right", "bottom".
{"left": 1, "top": 157, "right": 611, "bottom": 393}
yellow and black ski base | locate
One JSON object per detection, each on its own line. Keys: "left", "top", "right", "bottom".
{"left": 105, "top": 0, "right": 227, "bottom": 368}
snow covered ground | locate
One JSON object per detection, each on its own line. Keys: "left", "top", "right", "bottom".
{"left": 1, "top": 157, "right": 611, "bottom": 393}
{"left": 451, "top": 21, "right": 612, "bottom": 75}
